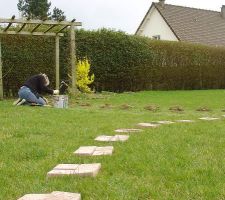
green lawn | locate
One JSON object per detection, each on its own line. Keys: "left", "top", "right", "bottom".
{"left": 1, "top": 90, "right": 225, "bottom": 200}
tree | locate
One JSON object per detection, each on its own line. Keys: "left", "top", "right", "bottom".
{"left": 52, "top": 7, "right": 66, "bottom": 21}
{"left": 17, "top": 0, "right": 51, "bottom": 19}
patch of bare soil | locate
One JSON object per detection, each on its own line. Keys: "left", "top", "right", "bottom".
{"left": 144, "top": 105, "right": 160, "bottom": 112}
{"left": 196, "top": 107, "right": 211, "bottom": 112}
{"left": 119, "top": 104, "right": 133, "bottom": 110}
{"left": 169, "top": 105, "right": 184, "bottom": 112}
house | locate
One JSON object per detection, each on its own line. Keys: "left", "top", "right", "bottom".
{"left": 135, "top": 0, "right": 225, "bottom": 47}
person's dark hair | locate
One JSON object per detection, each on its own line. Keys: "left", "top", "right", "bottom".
{"left": 41, "top": 73, "right": 50, "bottom": 86}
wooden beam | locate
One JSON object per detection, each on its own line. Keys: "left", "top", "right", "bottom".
{"left": 31, "top": 24, "right": 42, "bottom": 33}
{"left": 0, "top": 37, "right": 3, "bottom": 100}
{"left": 57, "top": 19, "right": 76, "bottom": 34}
{"left": 55, "top": 35, "right": 60, "bottom": 89}
{"left": 44, "top": 24, "right": 57, "bottom": 33}
{"left": 70, "top": 23, "right": 77, "bottom": 92}
{"left": 17, "top": 23, "right": 26, "bottom": 32}
{"left": 0, "top": 31, "right": 64, "bottom": 37}
{"left": 0, "top": 18, "right": 82, "bottom": 26}
{"left": 4, "top": 15, "right": 15, "bottom": 32}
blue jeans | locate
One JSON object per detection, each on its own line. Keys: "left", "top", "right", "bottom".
{"left": 18, "top": 86, "right": 46, "bottom": 105}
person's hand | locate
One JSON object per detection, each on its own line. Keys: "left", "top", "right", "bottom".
{"left": 53, "top": 90, "right": 59, "bottom": 95}
{"left": 42, "top": 97, "right": 48, "bottom": 104}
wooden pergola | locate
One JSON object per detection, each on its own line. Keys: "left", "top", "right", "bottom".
{"left": 0, "top": 16, "right": 82, "bottom": 100}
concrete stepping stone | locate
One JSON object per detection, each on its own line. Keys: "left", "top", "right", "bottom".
{"left": 114, "top": 128, "right": 143, "bottom": 133}
{"left": 47, "top": 163, "right": 101, "bottom": 178}
{"left": 176, "top": 120, "right": 195, "bottom": 123}
{"left": 18, "top": 194, "right": 56, "bottom": 200}
{"left": 95, "top": 135, "right": 129, "bottom": 142}
{"left": 51, "top": 191, "right": 81, "bottom": 200}
{"left": 18, "top": 191, "right": 81, "bottom": 200}
{"left": 74, "top": 146, "right": 114, "bottom": 156}
{"left": 138, "top": 123, "right": 160, "bottom": 128}
{"left": 156, "top": 121, "right": 175, "bottom": 124}
{"left": 199, "top": 117, "right": 219, "bottom": 121}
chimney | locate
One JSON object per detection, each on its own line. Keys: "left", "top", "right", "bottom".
{"left": 159, "top": 0, "right": 165, "bottom": 7}
{"left": 222, "top": 5, "right": 225, "bottom": 18}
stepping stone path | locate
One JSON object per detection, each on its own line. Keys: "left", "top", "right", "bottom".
{"left": 176, "top": 120, "right": 195, "bottom": 123}
{"left": 138, "top": 123, "right": 160, "bottom": 128}
{"left": 74, "top": 146, "right": 114, "bottom": 156}
{"left": 47, "top": 163, "right": 101, "bottom": 178}
{"left": 156, "top": 121, "right": 175, "bottom": 124}
{"left": 199, "top": 117, "right": 219, "bottom": 121}
{"left": 95, "top": 135, "right": 129, "bottom": 142}
{"left": 114, "top": 128, "right": 143, "bottom": 133}
{"left": 18, "top": 191, "right": 81, "bottom": 200}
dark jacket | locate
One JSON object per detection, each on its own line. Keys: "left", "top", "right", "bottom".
{"left": 23, "top": 74, "right": 53, "bottom": 97}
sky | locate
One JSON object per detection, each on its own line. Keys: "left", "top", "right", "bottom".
{"left": 0, "top": 0, "right": 225, "bottom": 34}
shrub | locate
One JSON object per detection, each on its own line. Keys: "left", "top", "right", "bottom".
{"left": 76, "top": 58, "right": 94, "bottom": 93}
{"left": 1, "top": 29, "right": 225, "bottom": 96}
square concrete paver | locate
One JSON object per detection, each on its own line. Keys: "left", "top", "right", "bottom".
{"left": 74, "top": 163, "right": 101, "bottom": 177}
{"left": 74, "top": 146, "right": 114, "bottom": 156}
{"left": 138, "top": 123, "right": 160, "bottom": 128}
{"left": 156, "top": 121, "right": 175, "bottom": 124}
{"left": 114, "top": 128, "right": 143, "bottom": 133}
{"left": 95, "top": 135, "right": 129, "bottom": 142}
{"left": 18, "top": 192, "right": 81, "bottom": 200}
{"left": 74, "top": 146, "right": 97, "bottom": 156}
{"left": 18, "top": 194, "right": 55, "bottom": 200}
{"left": 199, "top": 117, "right": 219, "bottom": 121}
{"left": 54, "top": 164, "right": 79, "bottom": 170}
{"left": 51, "top": 191, "right": 81, "bottom": 200}
{"left": 47, "top": 163, "right": 101, "bottom": 178}
{"left": 176, "top": 120, "right": 195, "bottom": 123}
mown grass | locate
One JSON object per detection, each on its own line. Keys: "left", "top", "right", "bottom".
{"left": 1, "top": 90, "right": 225, "bottom": 200}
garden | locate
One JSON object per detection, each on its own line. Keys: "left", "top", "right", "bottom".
{"left": 1, "top": 28, "right": 225, "bottom": 199}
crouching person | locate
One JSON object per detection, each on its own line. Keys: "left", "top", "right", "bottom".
{"left": 14, "top": 73, "right": 59, "bottom": 106}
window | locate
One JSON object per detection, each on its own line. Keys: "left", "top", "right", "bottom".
{"left": 152, "top": 35, "right": 161, "bottom": 40}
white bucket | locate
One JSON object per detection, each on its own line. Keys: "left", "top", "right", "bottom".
{"left": 53, "top": 95, "right": 68, "bottom": 108}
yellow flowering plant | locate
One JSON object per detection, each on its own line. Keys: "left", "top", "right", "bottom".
{"left": 76, "top": 58, "right": 95, "bottom": 93}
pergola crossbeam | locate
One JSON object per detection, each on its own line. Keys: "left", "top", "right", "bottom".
{"left": 31, "top": 24, "right": 42, "bottom": 33}
{"left": 57, "top": 19, "right": 76, "bottom": 34}
{"left": 44, "top": 24, "right": 57, "bottom": 33}
{"left": 4, "top": 15, "right": 15, "bottom": 32}
{"left": 0, "top": 31, "right": 64, "bottom": 37}
{"left": 17, "top": 23, "right": 27, "bottom": 32}
{"left": 0, "top": 18, "right": 82, "bottom": 26}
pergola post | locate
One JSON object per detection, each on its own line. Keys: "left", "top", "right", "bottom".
{"left": 0, "top": 37, "right": 3, "bottom": 100}
{"left": 70, "top": 23, "right": 77, "bottom": 92}
{"left": 55, "top": 35, "right": 60, "bottom": 89}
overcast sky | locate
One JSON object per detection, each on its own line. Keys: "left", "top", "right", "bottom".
{"left": 1, "top": 0, "right": 225, "bottom": 34}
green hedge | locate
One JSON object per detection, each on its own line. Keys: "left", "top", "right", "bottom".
{"left": 2, "top": 29, "right": 225, "bottom": 96}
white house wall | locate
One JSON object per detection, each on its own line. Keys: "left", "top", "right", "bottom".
{"left": 137, "top": 6, "right": 178, "bottom": 41}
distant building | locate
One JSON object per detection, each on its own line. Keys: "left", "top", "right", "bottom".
{"left": 136, "top": 0, "right": 225, "bottom": 47}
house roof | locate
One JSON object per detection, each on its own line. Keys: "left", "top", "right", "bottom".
{"left": 136, "top": 2, "right": 225, "bottom": 47}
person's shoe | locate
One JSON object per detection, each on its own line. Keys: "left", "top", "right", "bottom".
{"left": 13, "top": 98, "right": 22, "bottom": 105}
{"left": 16, "top": 99, "right": 27, "bottom": 106}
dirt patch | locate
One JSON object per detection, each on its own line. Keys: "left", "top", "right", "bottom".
{"left": 144, "top": 105, "right": 160, "bottom": 112}
{"left": 196, "top": 107, "right": 211, "bottom": 112}
{"left": 119, "top": 104, "right": 133, "bottom": 110}
{"left": 79, "top": 103, "right": 91, "bottom": 107}
{"left": 100, "top": 103, "right": 114, "bottom": 109}
{"left": 169, "top": 105, "right": 184, "bottom": 112}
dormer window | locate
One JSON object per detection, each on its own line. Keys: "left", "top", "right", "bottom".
{"left": 152, "top": 35, "right": 161, "bottom": 40}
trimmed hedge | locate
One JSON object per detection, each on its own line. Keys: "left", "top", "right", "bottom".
{"left": 2, "top": 29, "right": 225, "bottom": 96}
